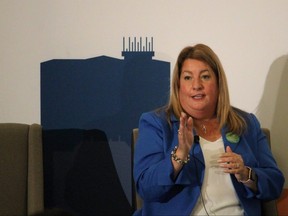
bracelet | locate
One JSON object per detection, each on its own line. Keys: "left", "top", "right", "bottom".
{"left": 171, "top": 146, "right": 190, "bottom": 165}
{"left": 238, "top": 166, "right": 254, "bottom": 183}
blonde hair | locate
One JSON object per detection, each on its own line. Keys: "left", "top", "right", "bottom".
{"left": 166, "top": 44, "right": 246, "bottom": 135}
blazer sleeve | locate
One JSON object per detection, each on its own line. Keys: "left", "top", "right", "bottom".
{"left": 133, "top": 112, "right": 200, "bottom": 202}
{"left": 240, "top": 114, "right": 285, "bottom": 200}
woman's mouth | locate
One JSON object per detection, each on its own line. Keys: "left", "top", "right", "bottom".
{"left": 192, "top": 94, "right": 205, "bottom": 99}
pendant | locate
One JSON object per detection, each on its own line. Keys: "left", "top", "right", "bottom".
{"left": 201, "top": 124, "right": 207, "bottom": 134}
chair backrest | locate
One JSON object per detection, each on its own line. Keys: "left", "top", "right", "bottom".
{"left": 0, "top": 123, "right": 44, "bottom": 216}
{"left": 131, "top": 127, "right": 278, "bottom": 215}
{"left": 261, "top": 128, "right": 278, "bottom": 216}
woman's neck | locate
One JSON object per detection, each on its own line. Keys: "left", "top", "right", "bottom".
{"left": 193, "top": 117, "right": 221, "bottom": 141}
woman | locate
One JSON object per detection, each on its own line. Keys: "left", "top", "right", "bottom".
{"left": 133, "top": 44, "right": 284, "bottom": 215}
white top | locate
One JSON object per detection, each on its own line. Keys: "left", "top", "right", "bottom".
{"left": 191, "top": 137, "right": 244, "bottom": 216}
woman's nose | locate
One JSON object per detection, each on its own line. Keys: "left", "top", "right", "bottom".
{"left": 192, "top": 79, "right": 203, "bottom": 90}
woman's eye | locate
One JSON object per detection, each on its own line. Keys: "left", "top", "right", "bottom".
{"left": 201, "top": 74, "right": 210, "bottom": 80}
{"left": 184, "top": 76, "right": 192, "bottom": 80}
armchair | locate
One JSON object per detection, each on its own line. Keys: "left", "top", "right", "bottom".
{"left": 0, "top": 123, "right": 44, "bottom": 216}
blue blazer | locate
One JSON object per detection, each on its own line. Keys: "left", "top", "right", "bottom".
{"left": 133, "top": 109, "right": 284, "bottom": 216}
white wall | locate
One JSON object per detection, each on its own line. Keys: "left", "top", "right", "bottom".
{"left": 1, "top": 0, "right": 287, "bottom": 186}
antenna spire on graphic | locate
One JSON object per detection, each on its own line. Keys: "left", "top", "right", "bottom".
{"left": 122, "top": 37, "right": 154, "bottom": 59}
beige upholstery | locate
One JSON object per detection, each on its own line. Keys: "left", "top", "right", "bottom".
{"left": 260, "top": 128, "right": 278, "bottom": 216}
{"left": 132, "top": 128, "right": 278, "bottom": 215}
{"left": 0, "top": 123, "right": 44, "bottom": 216}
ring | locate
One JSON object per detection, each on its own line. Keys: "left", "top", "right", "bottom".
{"left": 178, "top": 130, "right": 182, "bottom": 135}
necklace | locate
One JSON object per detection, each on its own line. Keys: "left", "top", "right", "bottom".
{"left": 201, "top": 124, "right": 207, "bottom": 134}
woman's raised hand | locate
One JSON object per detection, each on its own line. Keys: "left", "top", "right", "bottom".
{"left": 177, "top": 112, "right": 194, "bottom": 158}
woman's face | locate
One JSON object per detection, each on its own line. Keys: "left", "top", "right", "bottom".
{"left": 179, "top": 59, "right": 219, "bottom": 119}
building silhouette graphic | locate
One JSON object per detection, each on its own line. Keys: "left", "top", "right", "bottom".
{"left": 40, "top": 37, "right": 170, "bottom": 214}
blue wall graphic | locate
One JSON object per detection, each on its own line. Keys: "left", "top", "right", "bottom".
{"left": 41, "top": 37, "right": 170, "bottom": 214}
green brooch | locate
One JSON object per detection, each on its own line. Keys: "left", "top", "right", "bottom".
{"left": 226, "top": 132, "right": 240, "bottom": 144}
